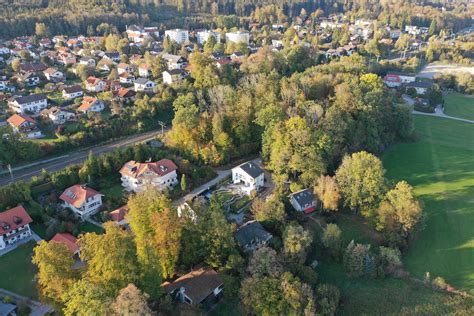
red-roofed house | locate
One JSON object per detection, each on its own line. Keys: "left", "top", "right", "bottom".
{"left": 7, "top": 114, "right": 43, "bottom": 139}
{"left": 110, "top": 205, "right": 129, "bottom": 227}
{"left": 119, "top": 159, "right": 178, "bottom": 192}
{"left": 0, "top": 206, "right": 33, "bottom": 250}
{"left": 84, "top": 76, "right": 106, "bottom": 92}
{"left": 77, "top": 97, "right": 104, "bottom": 114}
{"left": 59, "top": 184, "right": 103, "bottom": 219}
{"left": 51, "top": 232, "right": 80, "bottom": 256}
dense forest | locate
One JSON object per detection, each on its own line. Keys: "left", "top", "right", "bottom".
{"left": 0, "top": 0, "right": 471, "bottom": 38}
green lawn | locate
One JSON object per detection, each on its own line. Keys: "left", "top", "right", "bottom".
{"left": 78, "top": 222, "right": 104, "bottom": 235}
{"left": 0, "top": 242, "right": 38, "bottom": 298}
{"left": 444, "top": 93, "right": 474, "bottom": 121}
{"left": 383, "top": 115, "right": 474, "bottom": 294}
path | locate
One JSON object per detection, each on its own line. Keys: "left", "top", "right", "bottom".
{"left": 85, "top": 217, "right": 104, "bottom": 228}
{"left": 0, "top": 128, "right": 167, "bottom": 187}
{"left": 0, "top": 288, "right": 54, "bottom": 316}
{"left": 403, "top": 95, "right": 474, "bottom": 124}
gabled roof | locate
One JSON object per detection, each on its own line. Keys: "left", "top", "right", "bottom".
{"left": 134, "top": 77, "right": 152, "bottom": 85}
{"left": 63, "top": 85, "right": 83, "bottom": 94}
{"left": 20, "top": 62, "right": 47, "bottom": 73}
{"left": 12, "top": 93, "right": 47, "bottom": 105}
{"left": 51, "top": 232, "right": 79, "bottom": 253}
{"left": 290, "top": 188, "right": 316, "bottom": 209}
{"left": 59, "top": 184, "right": 102, "bottom": 208}
{"left": 7, "top": 114, "right": 35, "bottom": 127}
{"left": 43, "top": 67, "right": 60, "bottom": 75}
{"left": 0, "top": 205, "right": 33, "bottom": 235}
{"left": 162, "top": 267, "right": 223, "bottom": 306}
{"left": 235, "top": 220, "right": 272, "bottom": 248}
{"left": 119, "top": 159, "right": 178, "bottom": 179}
{"left": 85, "top": 76, "right": 103, "bottom": 86}
{"left": 110, "top": 205, "right": 129, "bottom": 222}
{"left": 78, "top": 96, "right": 100, "bottom": 112}
{"left": 407, "top": 81, "right": 434, "bottom": 89}
{"left": 235, "top": 161, "right": 263, "bottom": 179}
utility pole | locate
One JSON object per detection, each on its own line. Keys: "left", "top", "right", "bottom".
{"left": 7, "top": 164, "right": 13, "bottom": 181}
{"left": 158, "top": 121, "right": 166, "bottom": 136}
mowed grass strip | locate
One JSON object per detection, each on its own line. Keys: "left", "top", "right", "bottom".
{"left": 0, "top": 241, "right": 38, "bottom": 298}
{"left": 383, "top": 115, "right": 474, "bottom": 294}
{"left": 444, "top": 93, "right": 474, "bottom": 121}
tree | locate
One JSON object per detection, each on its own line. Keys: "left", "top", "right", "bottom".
{"left": 241, "top": 276, "right": 290, "bottom": 315}
{"left": 247, "top": 246, "right": 284, "bottom": 278}
{"left": 63, "top": 279, "right": 110, "bottom": 316}
{"left": 189, "top": 51, "right": 219, "bottom": 89}
{"left": 11, "top": 59, "right": 21, "bottom": 72}
{"left": 126, "top": 188, "right": 169, "bottom": 298}
{"left": 336, "top": 151, "right": 386, "bottom": 217}
{"left": 429, "top": 19, "right": 437, "bottom": 36}
{"left": 322, "top": 224, "right": 342, "bottom": 258}
{"left": 152, "top": 207, "right": 182, "bottom": 278}
{"left": 32, "top": 241, "right": 78, "bottom": 306}
{"left": 283, "top": 223, "right": 313, "bottom": 264}
{"left": 314, "top": 175, "right": 340, "bottom": 211}
{"left": 250, "top": 194, "right": 286, "bottom": 231}
{"left": 343, "top": 240, "right": 374, "bottom": 277}
{"left": 180, "top": 174, "right": 187, "bottom": 191}
{"left": 35, "top": 22, "right": 48, "bottom": 37}
{"left": 316, "top": 284, "right": 340, "bottom": 316}
{"left": 111, "top": 284, "right": 152, "bottom": 316}
{"left": 78, "top": 223, "right": 139, "bottom": 296}
{"left": 376, "top": 181, "right": 422, "bottom": 235}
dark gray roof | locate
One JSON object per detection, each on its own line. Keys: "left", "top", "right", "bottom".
{"left": 290, "top": 188, "right": 316, "bottom": 208}
{"left": 235, "top": 220, "right": 272, "bottom": 247}
{"left": 63, "top": 85, "right": 82, "bottom": 93}
{"left": 166, "top": 69, "right": 185, "bottom": 75}
{"left": 238, "top": 161, "right": 263, "bottom": 179}
{"left": 388, "top": 71, "right": 416, "bottom": 77}
{"left": 135, "top": 77, "right": 150, "bottom": 85}
{"left": 14, "top": 93, "right": 47, "bottom": 104}
{"left": 407, "top": 81, "right": 434, "bottom": 89}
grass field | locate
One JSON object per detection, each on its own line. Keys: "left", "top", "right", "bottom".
{"left": 383, "top": 115, "right": 474, "bottom": 294}
{"left": 0, "top": 241, "right": 37, "bottom": 298}
{"left": 444, "top": 93, "right": 474, "bottom": 121}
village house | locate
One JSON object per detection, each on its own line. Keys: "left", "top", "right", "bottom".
{"left": 84, "top": 76, "right": 106, "bottom": 92}
{"left": 119, "top": 159, "right": 179, "bottom": 192}
{"left": 7, "top": 114, "right": 43, "bottom": 138}
{"left": 119, "top": 72, "right": 135, "bottom": 85}
{"left": 103, "top": 51, "right": 120, "bottom": 62}
{"left": 126, "top": 25, "right": 160, "bottom": 44}
{"left": 162, "top": 266, "right": 223, "bottom": 307}
{"left": 407, "top": 81, "right": 434, "bottom": 95}
{"left": 41, "top": 107, "right": 75, "bottom": 125}
{"left": 232, "top": 161, "right": 265, "bottom": 195}
{"left": 110, "top": 205, "right": 129, "bottom": 227}
{"left": 163, "top": 69, "right": 186, "bottom": 85}
{"left": 59, "top": 184, "right": 103, "bottom": 219}
{"left": 50, "top": 232, "right": 80, "bottom": 256}
{"left": 43, "top": 67, "right": 64, "bottom": 82}
{"left": 0, "top": 205, "right": 33, "bottom": 251}
{"left": 97, "top": 58, "right": 115, "bottom": 73}
{"left": 62, "top": 85, "right": 84, "bottom": 100}
{"left": 289, "top": 188, "right": 318, "bottom": 214}
{"left": 117, "top": 63, "right": 134, "bottom": 75}
{"left": 0, "top": 45, "right": 10, "bottom": 55}
{"left": 235, "top": 220, "right": 273, "bottom": 252}
{"left": 134, "top": 78, "right": 156, "bottom": 93}
{"left": 58, "top": 53, "right": 77, "bottom": 66}
{"left": 383, "top": 72, "right": 416, "bottom": 88}
{"left": 164, "top": 29, "right": 189, "bottom": 44}
{"left": 8, "top": 93, "right": 48, "bottom": 114}
{"left": 66, "top": 38, "right": 83, "bottom": 49}
{"left": 79, "top": 57, "right": 96, "bottom": 68}
{"left": 138, "top": 64, "right": 151, "bottom": 77}
{"left": 114, "top": 87, "right": 136, "bottom": 102}
{"left": 162, "top": 53, "right": 187, "bottom": 70}
{"left": 20, "top": 62, "right": 47, "bottom": 74}
{"left": 78, "top": 96, "right": 105, "bottom": 114}
{"left": 16, "top": 72, "right": 40, "bottom": 87}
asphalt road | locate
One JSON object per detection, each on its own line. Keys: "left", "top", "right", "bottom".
{"left": 0, "top": 129, "right": 165, "bottom": 187}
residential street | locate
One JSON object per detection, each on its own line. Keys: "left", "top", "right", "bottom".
{"left": 0, "top": 129, "right": 165, "bottom": 187}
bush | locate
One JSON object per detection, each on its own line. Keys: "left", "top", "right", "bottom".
{"left": 316, "top": 284, "right": 340, "bottom": 316}
{"left": 432, "top": 276, "right": 448, "bottom": 290}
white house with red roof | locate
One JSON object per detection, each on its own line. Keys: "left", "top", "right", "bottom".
{"left": 50, "top": 232, "right": 80, "bottom": 256}
{"left": 84, "top": 76, "right": 106, "bottom": 92}
{"left": 110, "top": 205, "right": 129, "bottom": 227}
{"left": 383, "top": 72, "right": 416, "bottom": 88}
{"left": 77, "top": 96, "right": 104, "bottom": 114}
{"left": 0, "top": 206, "right": 33, "bottom": 250}
{"left": 7, "top": 114, "right": 43, "bottom": 139}
{"left": 59, "top": 184, "right": 103, "bottom": 219}
{"left": 119, "top": 159, "right": 178, "bottom": 192}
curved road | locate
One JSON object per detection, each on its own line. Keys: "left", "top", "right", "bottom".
{"left": 0, "top": 129, "right": 166, "bottom": 187}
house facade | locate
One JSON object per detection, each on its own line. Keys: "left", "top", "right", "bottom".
{"left": 232, "top": 161, "right": 265, "bottom": 195}
{"left": 8, "top": 93, "right": 48, "bottom": 114}
{"left": 0, "top": 206, "right": 33, "bottom": 250}
{"left": 225, "top": 31, "right": 250, "bottom": 44}
{"left": 59, "top": 184, "right": 103, "bottom": 219}
{"left": 7, "top": 114, "right": 43, "bottom": 139}
{"left": 85, "top": 76, "right": 106, "bottom": 92}
{"left": 164, "top": 29, "right": 189, "bottom": 44}
{"left": 197, "top": 30, "right": 221, "bottom": 45}
{"left": 134, "top": 78, "right": 156, "bottom": 92}
{"left": 62, "top": 85, "right": 84, "bottom": 100}
{"left": 289, "top": 188, "right": 318, "bottom": 214}
{"left": 78, "top": 97, "right": 105, "bottom": 114}
{"left": 163, "top": 69, "right": 185, "bottom": 85}
{"left": 119, "top": 159, "right": 179, "bottom": 192}
{"left": 41, "top": 107, "right": 75, "bottom": 125}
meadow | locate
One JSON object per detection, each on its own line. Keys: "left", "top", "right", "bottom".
{"left": 383, "top": 115, "right": 474, "bottom": 294}
{"left": 444, "top": 93, "right": 474, "bottom": 121}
